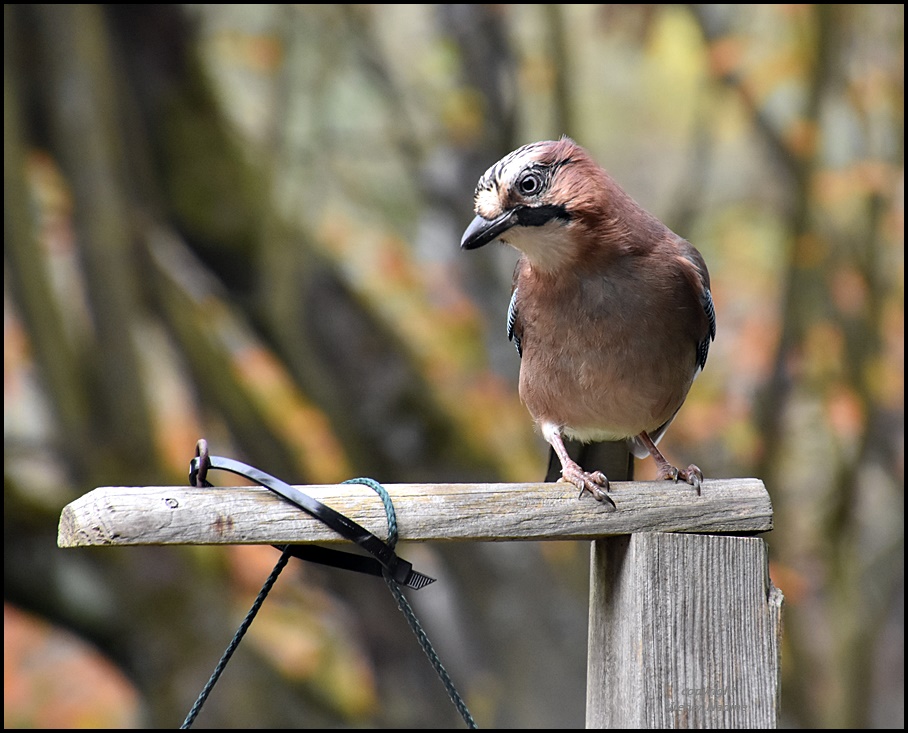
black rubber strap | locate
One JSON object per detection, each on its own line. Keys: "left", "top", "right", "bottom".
{"left": 188, "top": 454, "right": 435, "bottom": 590}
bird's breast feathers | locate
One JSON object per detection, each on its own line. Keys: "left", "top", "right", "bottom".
{"left": 513, "top": 266, "right": 699, "bottom": 438}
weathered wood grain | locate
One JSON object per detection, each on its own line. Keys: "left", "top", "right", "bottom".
{"left": 586, "top": 532, "right": 783, "bottom": 728}
{"left": 58, "top": 479, "right": 771, "bottom": 548}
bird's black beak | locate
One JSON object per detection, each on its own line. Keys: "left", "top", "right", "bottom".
{"left": 460, "top": 210, "right": 520, "bottom": 250}
{"left": 461, "top": 205, "right": 571, "bottom": 250}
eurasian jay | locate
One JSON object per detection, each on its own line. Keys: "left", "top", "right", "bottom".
{"left": 461, "top": 137, "right": 716, "bottom": 506}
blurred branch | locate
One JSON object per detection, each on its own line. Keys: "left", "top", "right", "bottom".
{"left": 688, "top": 4, "right": 804, "bottom": 185}
{"left": 4, "top": 9, "right": 96, "bottom": 480}
{"left": 436, "top": 4, "right": 518, "bottom": 155}
{"left": 432, "top": 4, "right": 523, "bottom": 376}
{"left": 146, "top": 225, "right": 353, "bottom": 484}
{"left": 691, "top": 5, "right": 903, "bottom": 728}
{"left": 665, "top": 95, "right": 715, "bottom": 238}
{"left": 820, "top": 15, "right": 903, "bottom": 726}
{"left": 688, "top": 4, "right": 834, "bottom": 482}
{"left": 32, "top": 4, "right": 157, "bottom": 480}
{"left": 338, "top": 4, "right": 424, "bottom": 180}
{"left": 542, "top": 5, "right": 575, "bottom": 138}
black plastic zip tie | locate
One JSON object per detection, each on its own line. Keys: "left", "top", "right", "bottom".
{"left": 188, "top": 451, "right": 435, "bottom": 590}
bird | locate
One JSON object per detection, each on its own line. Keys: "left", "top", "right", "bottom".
{"left": 460, "top": 137, "right": 716, "bottom": 507}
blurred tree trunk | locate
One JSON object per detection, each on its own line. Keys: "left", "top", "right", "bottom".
{"left": 426, "top": 4, "right": 523, "bottom": 377}
{"left": 33, "top": 5, "right": 158, "bottom": 481}
{"left": 4, "top": 8, "right": 97, "bottom": 481}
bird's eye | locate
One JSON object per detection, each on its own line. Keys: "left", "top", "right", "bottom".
{"left": 517, "top": 171, "right": 544, "bottom": 197}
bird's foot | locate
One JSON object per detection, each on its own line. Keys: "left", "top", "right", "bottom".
{"left": 558, "top": 463, "right": 615, "bottom": 508}
{"left": 657, "top": 463, "right": 703, "bottom": 495}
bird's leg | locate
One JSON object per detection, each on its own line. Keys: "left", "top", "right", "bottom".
{"left": 544, "top": 426, "right": 615, "bottom": 507}
{"left": 637, "top": 431, "right": 703, "bottom": 494}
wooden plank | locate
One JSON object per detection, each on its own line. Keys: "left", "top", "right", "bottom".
{"left": 586, "top": 532, "right": 783, "bottom": 728}
{"left": 58, "top": 479, "right": 771, "bottom": 548}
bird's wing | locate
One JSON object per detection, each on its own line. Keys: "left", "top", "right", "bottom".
{"left": 626, "top": 240, "right": 717, "bottom": 458}
{"left": 678, "top": 242, "right": 717, "bottom": 372}
{"left": 507, "top": 264, "right": 523, "bottom": 357}
{"left": 698, "top": 287, "right": 717, "bottom": 371}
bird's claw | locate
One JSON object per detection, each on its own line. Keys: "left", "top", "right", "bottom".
{"left": 658, "top": 463, "right": 703, "bottom": 495}
{"left": 679, "top": 465, "right": 703, "bottom": 495}
{"left": 559, "top": 467, "right": 616, "bottom": 509}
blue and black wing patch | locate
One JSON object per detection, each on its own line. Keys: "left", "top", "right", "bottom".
{"left": 697, "top": 288, "right": 717, "bottom": 371}
{"left": 507, "top": 287, "right": 522, "bottom": 357}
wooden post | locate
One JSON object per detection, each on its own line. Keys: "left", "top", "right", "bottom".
{"left": 58, "top": 478, "right": 779, "bottom": 728}
{"left": 587, "top": 533, "right": 783, "bottom": 728}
